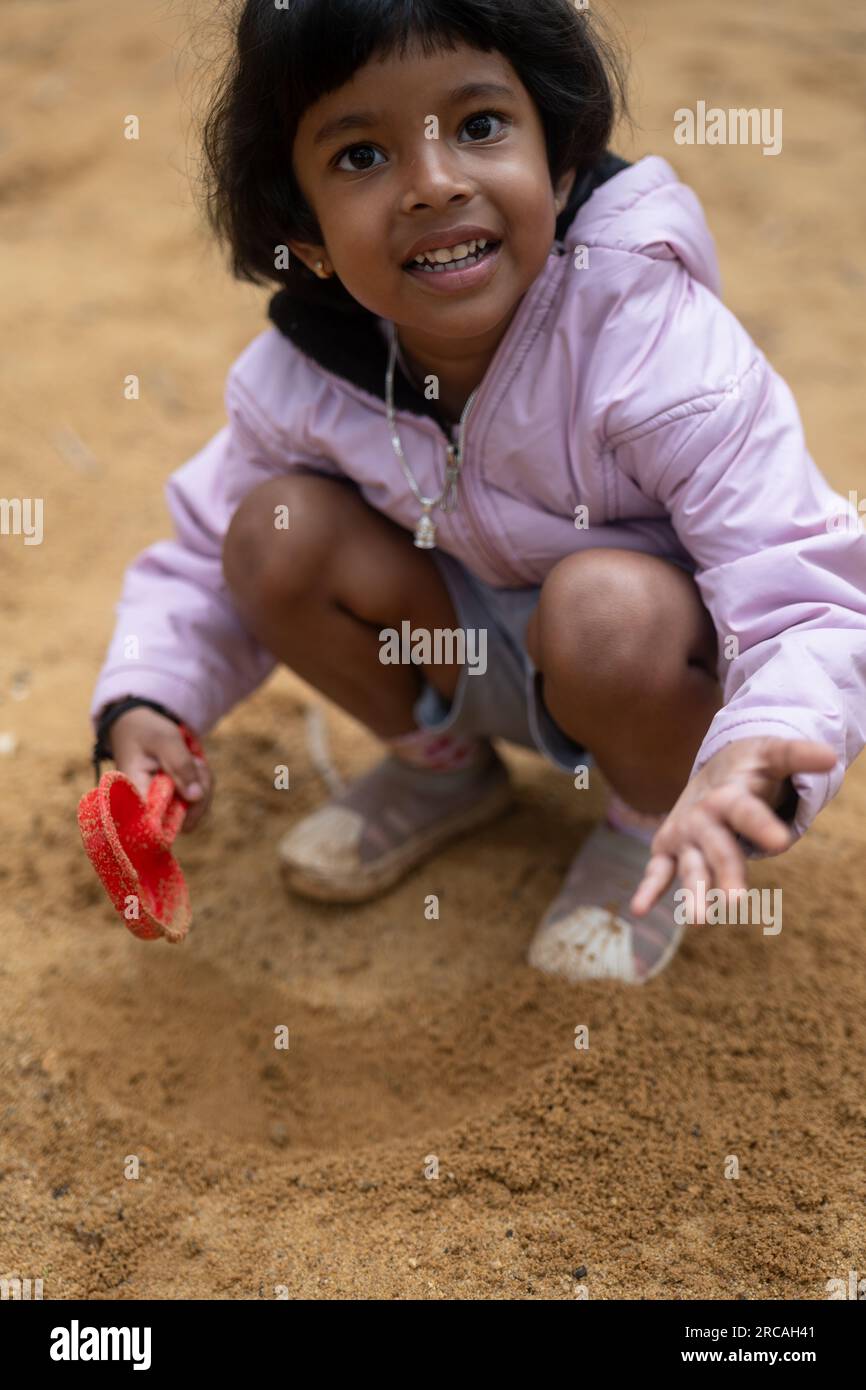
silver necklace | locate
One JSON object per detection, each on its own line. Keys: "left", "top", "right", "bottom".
{"left": 385, "top": 321, "right": 479, "bottom": 549}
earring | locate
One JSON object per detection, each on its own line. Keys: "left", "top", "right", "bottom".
{"left": 315, "top": 259, "right": 331, "bottom": 278}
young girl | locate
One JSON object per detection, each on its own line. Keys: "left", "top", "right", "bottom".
{"left": 91, "top": 0, "right": 864, "bottom": 984}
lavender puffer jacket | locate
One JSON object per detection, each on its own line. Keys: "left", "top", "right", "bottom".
{"left": 90, "top": 155, "right": 866, "bottom": 851}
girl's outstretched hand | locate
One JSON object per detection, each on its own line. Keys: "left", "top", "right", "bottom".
{"left": 630, "top": 737, "right": 838, "bottom": 918}
{"left": 107, "top": 706, "right": 214, "bottom": 833}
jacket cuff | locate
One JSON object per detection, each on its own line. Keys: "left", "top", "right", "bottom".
{"left": 90, "top": 668, "right": 209, "bottom": 738}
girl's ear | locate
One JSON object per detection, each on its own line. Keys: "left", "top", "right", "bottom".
{"left": 286, "top": 240, "right": 332, "bottom": 277}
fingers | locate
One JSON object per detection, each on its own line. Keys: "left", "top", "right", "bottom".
{"left": 107, "top": 709, "right": 213, "bottom": 832}
{"left": 112, "top": 721, "right": 213, "bottom": 831}
{"left": 762, "top": 738, "right": 837, "bottom": 781}
{"left": 725, "top": 791, "right": 792, "bottom": 855}
{"left": 157, "top": 737, "right": 205, "bottom": 801}
{"left": 144, "top": 738, "right": 213, "bottom": 832}
{"left": 178, "top": 756, "right": 213, "bottom": 833}
{"left": 630, "top": 852, "right": 676, "bottom": 916}
{"left": 682, "top": 810, "right": 747, "bottom": 895}
{"left": 123, "top": 754, "right": 160, "bottom": 803}
{"left": 628, "top": 739, "right": 820, "bottom": 923}
{"left": 676, "top": 844, "right": 709, "bottom": 920}
{"left": 630, "top": 809, "right": 750, "bottom": 920}
{"left": 154, "top": 741, "right": 213, "bottom": 832}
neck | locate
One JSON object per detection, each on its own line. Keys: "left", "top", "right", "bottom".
{"left": 395, "top": 305, "right": 520, "bottom": 420}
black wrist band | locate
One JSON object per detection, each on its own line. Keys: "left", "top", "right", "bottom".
{"left": 92, "top": 696, "right": 184, "bottom": 783}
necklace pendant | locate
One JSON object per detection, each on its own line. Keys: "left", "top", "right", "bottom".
{"left": 414, "top": 511, "right": 436, "bottom": 549}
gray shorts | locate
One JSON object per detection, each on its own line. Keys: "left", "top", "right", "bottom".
{"left": 411, "top": 550, "right": 591, "bottom": 776}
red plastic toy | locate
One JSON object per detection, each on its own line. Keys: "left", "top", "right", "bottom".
{"left": 77, "top": 724, "right": 205, "bottom": 943}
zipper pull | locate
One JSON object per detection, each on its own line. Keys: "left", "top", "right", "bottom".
{"left": 442, "top": 442, "right": 461, "bottom": 512}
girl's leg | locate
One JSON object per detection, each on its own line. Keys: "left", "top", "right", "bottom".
{"left": 222, "top": 472, "right": 462, "bottom": 736}
{"left": 524, "top": 548, "right": 723, "bottom": 984}
{"left": 524, "top": 547, "right": 722, "bottom": 813}
{"left": 222, "top": 473, "right": 513, "bottom": 901}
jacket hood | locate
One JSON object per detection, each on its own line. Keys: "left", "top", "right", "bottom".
{"left": 563, "top": 153, "right": 722, "bottom": 297}
{"left": 266, "top": 153, "right": 720, "bottom": 424}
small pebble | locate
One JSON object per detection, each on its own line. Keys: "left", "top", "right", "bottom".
{"left": 573, "top": 1265, "right": 587, "bottom": 1280}
{"left": 269, "top": 1121, "right": 289, "bottom": 1148}
{"left": 0, "top": 732, "right": 18, "bottom": 756}
{"left": 10, "top": 671, "right": 30, "bottom": 701}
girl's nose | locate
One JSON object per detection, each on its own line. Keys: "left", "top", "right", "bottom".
{"left": 399, "top": 140, "right": 476, "bottom": 211}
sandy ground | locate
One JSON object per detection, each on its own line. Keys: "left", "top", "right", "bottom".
{"left": 1, "top": 0, "right": 865, "bottom": 1300}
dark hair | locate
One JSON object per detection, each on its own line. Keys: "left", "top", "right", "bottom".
{"left": 197, "top": 0, "right": 629, "bottom": 313}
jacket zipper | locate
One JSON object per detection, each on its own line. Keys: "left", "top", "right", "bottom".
{"left": 366, "top": 299, "right": 553, "bottom": 583}
{"left": 419, "top": 266, "right": 564, "bottom": 586}
{"left": 442, "top": 403, "right": 513, "bottom": 582}
{"left": 407, "top": 387, "right": 519, "bottom": 585}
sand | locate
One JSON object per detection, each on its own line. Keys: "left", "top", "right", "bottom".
{"left": 1, "top": 0, "right": 865, "bottom": 1300}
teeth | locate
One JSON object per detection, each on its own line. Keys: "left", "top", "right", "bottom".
{"left": 413, "top": 237, "right": 489, "bottom": 265}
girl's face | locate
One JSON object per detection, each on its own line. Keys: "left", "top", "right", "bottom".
{"left": 289, "top": 40, "right": 575, "bottom": 358}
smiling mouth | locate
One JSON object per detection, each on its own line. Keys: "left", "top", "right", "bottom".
{"left": 402, "top": 239, "right": 502, "bottom": 273}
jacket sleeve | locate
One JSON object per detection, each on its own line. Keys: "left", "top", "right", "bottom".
{"left": 607, "top": 273, "right": 866, "bottom": 855}
{"left": 89, "top": 367, "right": 342, "bottom": 737}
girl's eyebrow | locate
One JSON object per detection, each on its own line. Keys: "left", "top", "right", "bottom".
{"left": 311, "top": 80, "right": 518, "bottom": 149}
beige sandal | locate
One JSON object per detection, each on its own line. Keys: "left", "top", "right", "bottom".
{"left": 278, "top": 745, "right": 514, "bottom": 903}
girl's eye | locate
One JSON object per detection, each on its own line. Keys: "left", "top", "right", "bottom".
{"left": 460, "top": 110, "right": 509, "bottom": 142}
{"left": 334, "top": 143, "right": 386, "bottom": 174}
{"left": 333, "top": 110, "right": 509, "bottom": 173}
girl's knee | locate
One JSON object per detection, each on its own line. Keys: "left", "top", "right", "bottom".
{"left": 530, "top": 549, "right": 713, "bottom": 686}
{"left": 222, "top": 472, "right": 349, "bottom": 606}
